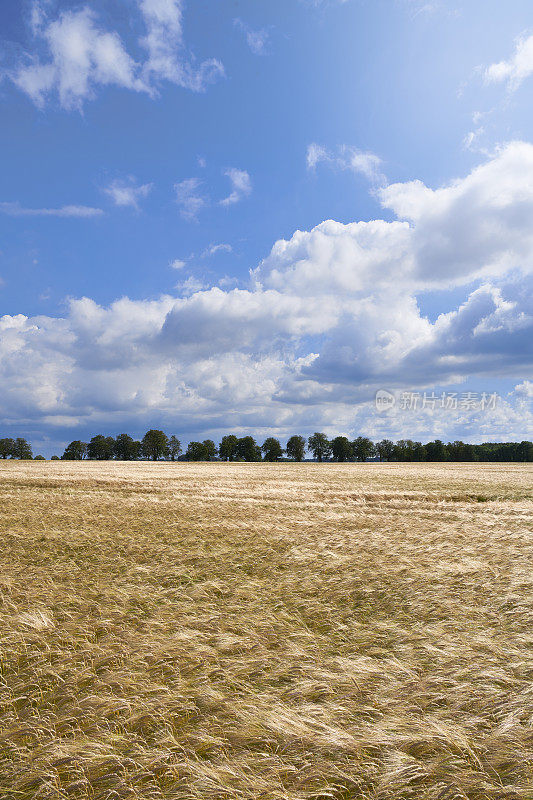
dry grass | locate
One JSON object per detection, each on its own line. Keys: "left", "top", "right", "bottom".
{"left": 0, "top": 461, "right": 532, "bottom": 800}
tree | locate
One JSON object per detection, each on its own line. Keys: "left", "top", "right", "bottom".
{"left": 331, "top": 436, "right": 353, "bottom": 462}
{"left": 142, "top": 430, "right": 169, "bottom": 461}
{"left": 87, "top": 435, "right": 115, "bottom": 460}
{"left": 13, "top": 438, "right": 33, "bottom": 460}
{"left": 352, "top": 436, "right": 375, "bottom": 462}
{"left": 262, "top": 437, "right": 284, "bottom": 462}
{"left": 61, "top": 441, "right": 88, "bottom": 460}
{"left": 425, "top": 439, "right": 446, "bottom": 462}
{"left": 219, "top": 434, "right": 239, "bottom": 461}
{"left": 286, "top": 435, "right": 306, "bottom": 462}
{"left": 412, "top": 442, "right": 426, "bottom": 462}
{"left": 168, "top": 436, "right": 182, "bottom": 461}
{"left": 51, "top": 455, "right": 60, "bottom": 461}
{"left": 0, "top": 438, "right": 15, "bottom": 459}
{"left": 186, "top": 440, "right": 216, "bottom": 461}
{"left": 376, "top": 439, "right": 394, "bottom": 462}
{"left": 202, "top": 439, "right": 217, "bottom": 460}
{"left": 114, "top": 433, "right": 140, "bottom": 461}
{"left": 308, "top": 432, "right": 331, "bottom": 462}
{"left": 447, "top": 440, "right": 475, "bottom": 462}
{"left": 34, "top": 455, "right": 46, "bottom": 460}
{"left": 236, "top": 436, "right": 262, "bottom": 462}
{"left": 517, "top": 441, "right": 533, "bottom": 462}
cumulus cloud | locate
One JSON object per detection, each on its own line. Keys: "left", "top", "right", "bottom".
{"left": 511, "top": 379, "right": 533, "bottom": 399}
{"left": 220, "top": 168, "right": 252, "bottom": 206}
{"left": 9, "top": 1, "right": 224, "bottom": 110}
{"left": 0, "top": 202, "right": 103, "bottom": 218}
{"left": 104, "top": 178, "right": 152, "bottom": 210}
{"left": 307, "top": 144, "right": 385, "bottom": 185}
{"left": 485, "top": 33, "right": 533, "bottom": 91}
{"left": 233, "top": 18, "right": 269, "bottom": 55}
{"left": 1, "top": 143, "right": 532, "bottom": 446}
{"left": 174, "top": 178, "right": 207, "bottom": 221}
{"left": 380, "top": 141, "right": 533, "bottom": 285}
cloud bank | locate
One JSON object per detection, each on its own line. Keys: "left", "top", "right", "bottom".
{"left": 1, "top": 143, "right": 532, "bottom": 447}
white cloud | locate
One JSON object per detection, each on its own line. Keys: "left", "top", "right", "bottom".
{"left": 139, "top": 0, "right": 224, "bottom": 91}
{"left": 0, "top": 202, "right": 103, "bottom": 218}
{"left": 399, "top": 0, "right": 441, "bottom": 18}
{"left": 463, "top": 127, "right": 485, "bottom": 152}
{"left": 169, "top": 259, "right": 186, "bottom": 270}
{"left": 233, "top": 18, "right": 269, "bottom": 55}
{"left": 306, "top": 143, "right": 330, "bottom": 170}
{"left": 307, "top": 143, "right": 385, "bottom": 185}
{"left": 174, "top": 178, "right": 207, "bottom": 221}
{"left": 220, "top": 168, "right": 252, "bottom": 206}
{"left": 380, "top": 141, "right": 533, "bottom": 285}
{"left": 202, "top": 243, "right": 233, "bottom": 257}
{"left": 1, "top": 143, "right": 532, "bottom": 445}
{"left": 9, "top": 1, "right": 224, "bottom": 110}
{"left": 104, "top": 178, "right": 152, "bottom": 210}
{"left": 175, "top": 276, "right": 207, "bottom": 296}
{"left": 512, "top": 381, "right": 533, "bottom": 399}
{"left": 485, "top": 33, "right": 533, "bottom": 91}
{"left": 13, "top": 7, "right": 142, "bottom": 110}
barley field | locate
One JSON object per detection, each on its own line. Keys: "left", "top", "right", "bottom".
{"left": 0, "top": 461, "right": 532, "bottom": 800}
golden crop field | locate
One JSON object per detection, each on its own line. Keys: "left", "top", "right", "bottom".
{"left": 0, "top": 461, "right": 532, "bottom": 800}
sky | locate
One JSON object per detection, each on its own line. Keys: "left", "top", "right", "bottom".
{"left": 0, "top": 0, "right": 532, "bottom": 456}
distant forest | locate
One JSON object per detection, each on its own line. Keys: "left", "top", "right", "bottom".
{"left": 1, "top": 431, "right": 531, "bottom": 462}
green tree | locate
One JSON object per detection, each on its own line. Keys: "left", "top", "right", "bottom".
{"left": 447, "top": 440, "right": 475, "bottom": 462}
{"left": 376, "top": 439, "right": 394, "bottom": 461}
{"left": 185, "top": 440, "right": 216, "bottom": 461}
{"left": 425, "top": 439, "right": 446, "bottom": 462}
{"left": 51, "top": 455, "right": 60, "bottom": 461}
{"left": 236, "top": 436, "right": 262, "bottom": 462}
{"left": 13, "top": 438, "right": 33, "bottom": 459}
{"left": 517, "top": 441, "right": 533, "bottom": 462}
{"left": 61, "top": 441, "right": 88, "bottom": 460}
{"left": 331, "top": 436, "right": 353, "bottom": 462}
{"left": 202, "top": 439, "right": 217, "bottom": 460}
{"left": 353, "top": 436, "right": 375, "bottom": 462}
{"left": 219, "top": 434, "right": 239, "bottom": 461}
{"left": 286, "top": 435, "right": 306, "bottom": 462}
{"left": 114, "top": 433, "right": 139, "bottom": 461}
{"left": 308, "top": 432, "right": 331, "bottom": 462}
{"left": 34, "top": 455, "right": 46, "bottom": 460}
{"left": 168, "top": 436, "right": 182, "bottom": 461}
{"left": 412, "top": 442, "right": 427, "bottom": 462}
{"left": 261, "top": 437, "right": 284, "bottom": 462}
{"left": 87, "top": 435, "right": 115, "bottom": 460}
{"left": 142, "top": 430, "right": 169, "bottom": 461}
{"left": 0, "top": 438, "right": 15, "bottom": 459}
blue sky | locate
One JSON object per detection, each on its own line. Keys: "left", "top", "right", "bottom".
{"left": 0, "top": 0, "right": 532, "bottom": 455}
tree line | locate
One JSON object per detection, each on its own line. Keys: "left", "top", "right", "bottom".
{"left": 1, "top": 431, "right": 531, "bottom": 462}
{"left": 56, "top": 431, "right": 532, "bottom": 462}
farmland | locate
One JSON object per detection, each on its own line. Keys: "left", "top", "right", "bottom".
{"left": 0, "top": 461, "right": 532, "bottom": 799}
